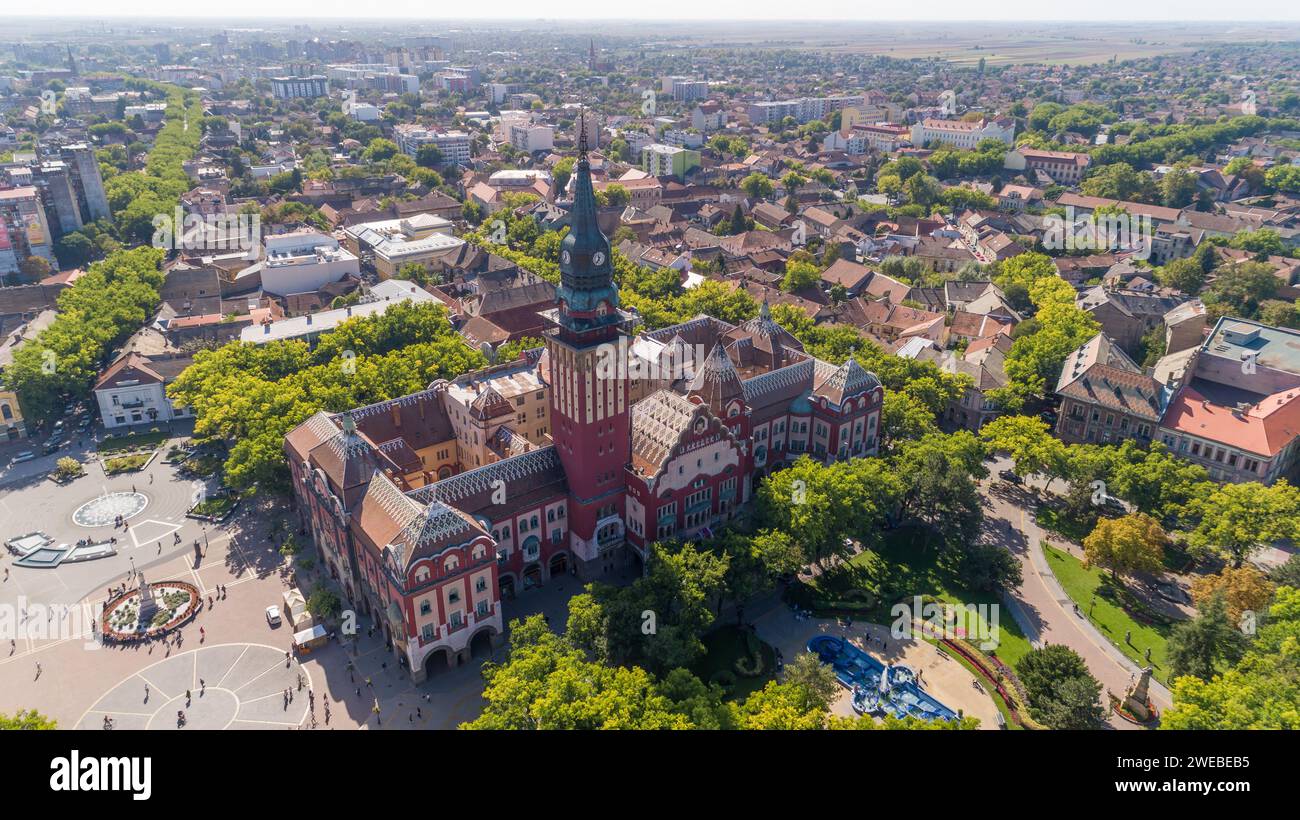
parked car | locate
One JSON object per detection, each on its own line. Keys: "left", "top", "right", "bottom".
{"left": 998, "top": 469, "right": 1023, "bottom": 485}
{"left": 42, "top": 440, "right": 65, "bottom": 455}
{"left": 10, "top": 451, "right": 36, "bottom": 465}
{"left": 265, "top": 605, "right": 282, "bottom": 627}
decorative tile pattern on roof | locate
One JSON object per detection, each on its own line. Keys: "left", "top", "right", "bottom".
{"left": 814, "top": 357, "right": 880, "bottom": 402}
{"left": 408, "top": 446, "right": 563, "bottom": 505}
{"left": 742, "top": 358, "right": 813, "bottom": 404}
{"left": 347, "top": 388, "right": 441, "bottom": 421}
{"left": 366, "top": 470, "right": 472, "bottom": 565}
{"left": 631, "top": 390, "right": 698, "bottom": 469}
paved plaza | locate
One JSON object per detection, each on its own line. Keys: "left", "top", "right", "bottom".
{"left": 0, "top": 430, "right": 580, "bottom": 730}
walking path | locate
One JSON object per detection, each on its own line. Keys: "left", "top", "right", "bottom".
{"left": 983, "top": 456, "right": 1170, "bottom": 728}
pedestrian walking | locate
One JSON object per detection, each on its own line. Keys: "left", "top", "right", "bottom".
{"left": 35, "top": 662, "right": 41, "bottom": 679}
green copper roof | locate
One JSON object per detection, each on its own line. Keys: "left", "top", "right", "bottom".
{"left": 556, "top": 116, "right": 620, "bottom": 330}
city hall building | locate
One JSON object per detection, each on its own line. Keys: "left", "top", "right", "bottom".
{"left": 285, "top": 140, "right": 884, "bottom": 681}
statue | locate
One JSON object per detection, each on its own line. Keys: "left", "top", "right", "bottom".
{"left": 1121, "top": 666, "right": 1156, "bottom": 723}
{"left": 137, "top": 572, "right": 157, "bottom": 628}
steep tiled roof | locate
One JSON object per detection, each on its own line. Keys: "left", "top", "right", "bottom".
{"left": 1162, "top": 384, "right": 1300, "bottom": 457}
{"left": 631, "top": 390, "right": 699, "bottom": 472}
{"left": 687, "top": 342, "right": 745, "bottom": 411}
{"left": 1058, "top": 364, "right": 1165, "bottom": 421}
{"left": 813, "top": 357, "right": 880, "bottom": 405}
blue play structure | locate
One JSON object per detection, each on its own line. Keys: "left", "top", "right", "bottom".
{"left": 807, "top": 635, "right": 957, "bottom": 722}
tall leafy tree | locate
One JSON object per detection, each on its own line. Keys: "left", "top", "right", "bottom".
{"left": 1166, "top": 592, "right": 1249, "bottom": 681}
{"left": 1163, "top": 587, "right": 1300, "bottom": 729}
{"left": 1082, "top": 513, "right": 1167, "bottom": 585}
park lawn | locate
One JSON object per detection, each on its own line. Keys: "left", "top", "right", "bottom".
{"left": 1042, "top": 544, "right": 1175, "bottom": 680}
{"left": 191, "top": 494, "right": 238, "bottom": 518}
{"left": 103, "top": 453, "right": 150, "bottom": 474}
{"left": 793, "top": 527, "right": 1034, "bottom": 670}
{"left": 692, "top": 625, "right": 776, "bottom": 702}
{"left": 98, "top": 430, "right": 169, "bottom": 455}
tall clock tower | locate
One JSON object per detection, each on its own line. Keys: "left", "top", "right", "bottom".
{"left": 546, "top": 124, "right": 632, "bottom": 578}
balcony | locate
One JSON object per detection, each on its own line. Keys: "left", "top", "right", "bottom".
{"left": 685, "top": 499, "right": 712, "bottom": 515}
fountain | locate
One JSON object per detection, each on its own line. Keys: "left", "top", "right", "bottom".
{"left": 73, "top": 491, "right": 149, "bottom": 528}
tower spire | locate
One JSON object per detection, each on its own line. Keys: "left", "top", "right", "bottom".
{"left": 578, "top": 108, "right": 588, "bottom": 157}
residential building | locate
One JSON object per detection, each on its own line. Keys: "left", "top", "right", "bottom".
{"left": 258, "top": 230, "right": 360, "bottom": 296}
{"left": 641, "top": 144, "right": 700, "bottom": 180}
{"left": 747, "top": 96, "right": 864, "bottom": 126}
{"left": 271, "top": 75, "right": 329, "bottom": 99}
{"left": 508, "top": 122, "right": 554, "bottom": 154}
{"left": 394, "top": 125, "right": 471, "bottom": 166}
{"left": 1158, "top": 318, "right": 1300, "bottom": 484}
{"left": 0, "top": 186, "right": 57, "bottom": 276}
{"left": 1054, "top": 333, "right": 1166, "bottom": 446}
{"left": 1004, "top": 148, "right": 1091, "bottom": 185}
{"left": 93, "top": 352, "right": 195, "bottom": 429}
{"left": 1076, "top": 286, "right": 1187, "bottom": 357}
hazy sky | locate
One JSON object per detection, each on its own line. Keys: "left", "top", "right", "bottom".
{"left": 7, "top": 2, "right": 1300, "bottom": 21}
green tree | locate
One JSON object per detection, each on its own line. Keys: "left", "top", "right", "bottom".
{"left": 1162, "top": 586, "right": 1300, "bottom": 729}
{"left": 414, "top": 144, "right": 443, "bottom": 169}
{"left": 1167, "top": 592, "right": 1249, "bottom": 681}
{"left": 1081, "top": 162, "right": 1157, "bottom": 202}
{"left": 780, "top": 259, "right": 820, "bottom": 292}
{"left": 1187, "top": 481, "right": 1300, "bottom": 567}
{"left": 0, "top": 709, "right": 57, "bottom": 730}
{"left": 1202, "top": 260, "right": 1281, "bottom": 320}
{"left": 740, "top": 172, "right": 774, "bottom": 200}
{"left": 980, "top": 415, "right": 1068, "bottom": 488}
{"left": 463, "top": 615, "right": 726, "bottom": 730}
{"left": 1082, "top": 512, "right": 1167, "bottom": 583}
{"left": 1015, "top": 644, "right": 1105, "bottom": 729}
{"left": 734, "top": 680, "right": 827, "bottom": 729}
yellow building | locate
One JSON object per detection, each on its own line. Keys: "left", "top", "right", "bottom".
{"left": 0, "top": 388, "right": 25, "bottom": 441}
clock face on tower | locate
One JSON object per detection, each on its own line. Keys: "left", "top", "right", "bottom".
{"left": 592, "top": 251, "right": 606, "bottom": 266}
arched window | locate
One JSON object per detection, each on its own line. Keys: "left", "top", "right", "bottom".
{"left": 444, "top": 555, "right": 459, "bottom": 572}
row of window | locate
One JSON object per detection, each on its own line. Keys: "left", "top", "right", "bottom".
{"left": 419, "top": 598, "right": 491, "bottom": 641}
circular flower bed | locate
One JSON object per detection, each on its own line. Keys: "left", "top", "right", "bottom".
{"left": 100, "top": 581, "right": 201, "bottom": 641}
